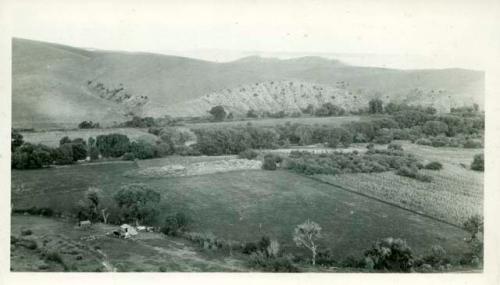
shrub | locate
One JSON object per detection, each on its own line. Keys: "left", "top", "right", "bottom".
{"left": 44, "top": 251, "right": 64, "bottom": 264}
{"left": 161, "top": 213, "right": 191, "bottom": 236}
{"left": 341, "top": 255, "right": 364, "bottom": 268}
{"left": 242, "top": 242, "right": 258, "bottom": 254}
{"left": 262, "top": 154, "right": 282, "bottom": 170}
{"left": 422, "top": 120, "right": 448, "bottom": 136}
{"left": 248, "top": 251, "right": 299, "bottom": 272}
{"left": 238, "top": 149, "right": 258, "bottom": 160}
{"left": 424, "top": 161, "right": 443, "bottom": 170}
{"left": 422, "top": 245, "right": 450, "bottom": 268}
{"left": 463, "top": 139, "right": 482, "bottom": 149}
{"left": 78, "top": 121, "right": 100, "bottom": 129}
{"left": 364, "top": 237, "right": 414, "bottom": 272}
{"left": 316, "top": 249, "right": 337, "bottom": 266}
{"left": 396, "top": 166, "right": 432, "bottom": 182}
{"left": 247, "top": 109, "right": 258, "bottom": 118}
{"left": 387, "top": 143, "right": 403, "bottom": 151}
{"left": 470, "top": 154, "right": 484, "bottom": 171}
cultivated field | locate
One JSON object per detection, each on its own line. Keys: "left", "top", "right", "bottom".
{"left": 12, "top": 160, "right": 470, "bottom": 260}
{"left": 20, "top": 128, "right": 157, "bottom": 147}
{"left": 314, "top": 142, "right": 483, "bottom": 226}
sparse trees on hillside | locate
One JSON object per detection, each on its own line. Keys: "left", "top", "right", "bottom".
{"left": 293, "top": 220, "right": 322, "bottom": 266}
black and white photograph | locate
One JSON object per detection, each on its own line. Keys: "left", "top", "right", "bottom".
{"left": 1, "top": 0, "right": 499, "bottom": 283}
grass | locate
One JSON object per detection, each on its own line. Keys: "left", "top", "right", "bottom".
{"left": 13, "top": 161, "right": 471, "bottom": 261}
{"left": 19, "top": 128, "right": 157, "bottom": 147}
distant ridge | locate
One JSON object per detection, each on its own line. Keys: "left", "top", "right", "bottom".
{"left": 12, "top": 38, "right": 484, "bottom": 128}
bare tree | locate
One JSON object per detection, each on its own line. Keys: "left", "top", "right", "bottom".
{"left": 293, "top": 219, "right": 322, "bottom": 265}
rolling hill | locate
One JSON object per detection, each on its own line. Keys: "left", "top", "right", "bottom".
{"left": 12, "top": 38, "right": 484, "bottom": 129}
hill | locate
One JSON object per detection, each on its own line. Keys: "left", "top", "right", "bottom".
{"left": 12, "top": 38, "right": 484, "bottom": 128}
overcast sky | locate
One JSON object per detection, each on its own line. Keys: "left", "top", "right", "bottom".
{"left": 3, "top": 0, "right": 499, "bottom": 69}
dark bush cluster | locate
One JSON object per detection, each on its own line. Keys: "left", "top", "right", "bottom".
{"left": 470, "top": 154, "right": 484, "bottom": 171}
{"left": 424, "top": 161, "right": 443, "bottom": 170}
{"left": 284, "top": 149, "right": 419, "bottom": 176}
{"left": 78, "top": 121, "right": 100, "bottom": 129}
{"left": 396, "top": 166, "right": 432, "bottom": 182}
{"left": 161, "top": 212, "right": 191, "bottom": 236}
{"left": 363, "top": 237, "right": 414, "bottom": 272}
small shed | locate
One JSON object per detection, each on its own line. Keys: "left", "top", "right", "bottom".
{"left": 120, "top": 224, "right": 138, "bottom": 238}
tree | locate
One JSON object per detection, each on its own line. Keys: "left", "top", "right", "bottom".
{"left": 209, "top": 105, "right": 227, "bottom": 121}
{"left": 96, "top": 133, "right": 130, "bottom": 158}
{"left": 129, "top": 140, "right": 156, "bottom": 159}
{"left": 368, "top": 99, "right": 384, "bottom": 114}
{"left": 11, "top": 129, "right": 24, "bottom": 152}
{"left": 78, "top": 121, "right": 100, "bottom": 129}
{"left": 113, "top": 184, "right": 161, "bottom": 225}
{"left": 471, "top": 153, "right": 484, "bottom": 171}
{"left": 295, "top": 125, "right": 313, "bottom": 145}
{"left": 364, "top": 237, "right": 414, "bottom": 272}
{"left": 247, "top": 109, "right": 259, "bottom": 118}
{"left": 293, "top": 220, "right": 322, "bottom": 265}
{"left": 11, "top": 143, "right": 53, "bottom": 169}
{"left": 59, "top": 136, "right": 72, "bottom": 145}
{"left": 422, "top": 120, "right": 448, "bottom": 136}
{"left": 88, "top": 137, "right": 99, "bottom": 160}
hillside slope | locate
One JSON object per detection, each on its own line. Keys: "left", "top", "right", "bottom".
{"left": 12, "top": 38, "right": 484, "bottom": 128}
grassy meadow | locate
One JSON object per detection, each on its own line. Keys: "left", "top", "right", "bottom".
{"left": 12, "top": 156, "right": 471, "bottom": 260}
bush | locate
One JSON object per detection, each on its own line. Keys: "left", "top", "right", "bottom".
{"left": 78, "top": 121, "right": 100, "bottom": 129}
{"left": 262, "top": 154, "right": 282, "bottom": 170}
{"left": 128, "top": 140, "right": 156, "bottom": 159}
{"left": 161, "top": 213, "right": 191, "bottom": 236}
{"left": 422, "top": 245, "right": 450, "bottom": 268}
{"left": 470, "top": 154, "right": 484, "bottom": 171}
{"left": 424, "top": 161, "right": 443, "bottom": 170}
{"left": 248, "top": 251, "right": 299, "bottom": 272}
{"left": 316, "top": 249, "right": 337, "bottom": 266}
{"left": 364, "top": 237, "right": 414, "bottom": 272}
{"left": 238, "top": 149, "right": 258, "bottom": 160}
{"left": 242, "top": 242, "right": 258, "bottom": 254}
{"left": 396, "top": 166, "right": 432, "bottom": 182}
{"left": 387, "top": 143, "right": 403, "bottom": 151}
{"left": 463, "top": 139, "right": 482, "bottom": 149}
{"left": 44, "top": 251, "right": 64, "bottom": 264}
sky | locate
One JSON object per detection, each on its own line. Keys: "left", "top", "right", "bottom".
{"left": 3, "top": 0, "right": 499, "bottom": 70}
